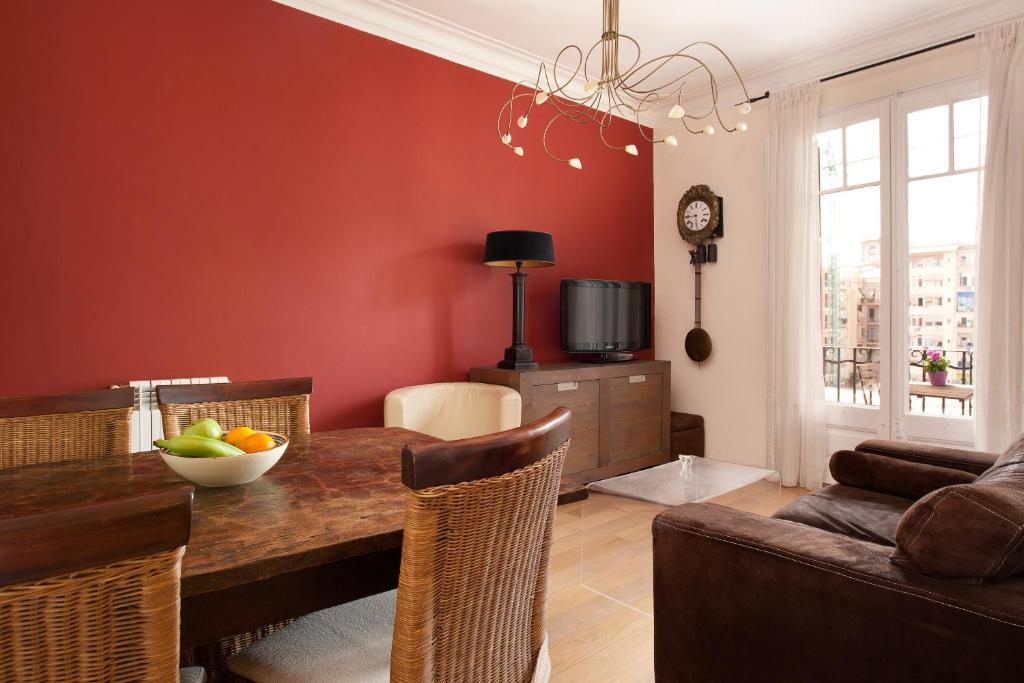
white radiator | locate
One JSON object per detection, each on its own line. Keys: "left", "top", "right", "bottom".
{"left": 112, "top": 377, "right": 229, "bottom": 453}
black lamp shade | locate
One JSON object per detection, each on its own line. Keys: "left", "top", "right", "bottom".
{"left": 483, "top": 230, "right": 555, "bottom": 268}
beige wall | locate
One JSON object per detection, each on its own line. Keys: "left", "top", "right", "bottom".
{"left": 653, "top": 41, "right": 978, "bottom": 467}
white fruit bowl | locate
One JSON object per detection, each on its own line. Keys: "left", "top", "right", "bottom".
{"left": 158, "top": 433, "right": 288, "bottom": 487}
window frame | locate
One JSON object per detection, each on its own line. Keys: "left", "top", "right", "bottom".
{"left": 817, "top": 97, "right": 893, "bottom": 434}
{"left": 893, "top": 76, "right": 984, "bottom": 445}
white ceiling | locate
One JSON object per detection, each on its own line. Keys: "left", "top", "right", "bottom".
{"left": 397, "top": 0, "right": 973, "bottom": 77}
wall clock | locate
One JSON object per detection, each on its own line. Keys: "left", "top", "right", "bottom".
{"left": 677, "top": 184, "right": 722, "bottom": 363}
{"left": 676, "top": 184, "right": 720, "bottom": 245}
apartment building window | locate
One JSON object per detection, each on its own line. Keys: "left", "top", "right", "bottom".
{"left": 817, "top": 77, "right": 985, "bottom": 444}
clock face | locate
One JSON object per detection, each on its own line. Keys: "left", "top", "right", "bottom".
{"left": 683, "top": 200, "right": 711, "bottom": 232}
{"left": 676, "top": 184, "right": 718, "bottom": 245}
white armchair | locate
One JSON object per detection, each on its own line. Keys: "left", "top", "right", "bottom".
{"left": 383, "top": 382, "right": 522, "bottom": 440}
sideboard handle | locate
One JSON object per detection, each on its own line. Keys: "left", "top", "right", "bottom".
{"left": 557, "top": 382, "right": 578, "bottom": 392}
{"left": 629, "top": 374, "right": 647, "bottom": 384}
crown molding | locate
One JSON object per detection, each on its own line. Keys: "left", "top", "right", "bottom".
{"left": 271, "top": 0, "right": 655, "bottom": 123}
{"left": 707, "top": 0, "right": 1023, "bottom": 103}
{"left": 273, "top": 0, "right": 548, "bottom": 85}
{"left": 275, "top": 0, "right": 1022, "bottom": 126}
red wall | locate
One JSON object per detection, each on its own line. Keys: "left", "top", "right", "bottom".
{"left": 0, "top": 1, "right": 653, "bottom": 430}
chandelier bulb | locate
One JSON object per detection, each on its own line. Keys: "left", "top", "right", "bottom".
{"left": 738, "top": 102, "right": 753, "bottom": 115}
{"left": 584, "top": 80, "right": 600, "bottom": 94}
{"left": 513, "top": 146, "right": 525, "bottom": 157}
{"left": 517, "top": 115, "right": 528, "bottom": 129}
{"left": 534, "top": 91, "right": 549, "bottom": 105}
{"left": 703, "top": 125, "right": 715, "bottom": 135}
{"left": 568, "top": 157, "right": 583, "bottom": 170}
{"left": 501, "top": 133, "right": 512, "bottom": 145}
{"left": 664, "top": 134, "right": 678, "bottom": 147}
{"left": 668, "top": 104, "right": 686, "bottom": 119}
{"left": 624, "top": 144, "right": 639, "bottom": 156}
{"left": 737, "top": 122, "right": 749, "bottom": 132}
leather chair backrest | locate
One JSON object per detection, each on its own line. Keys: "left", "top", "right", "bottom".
{"left": 892, "top": 433, "right": 1024, "bottom": 583}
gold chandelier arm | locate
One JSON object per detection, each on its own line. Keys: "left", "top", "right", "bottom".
{"left": 581, "top": 37, "right": 607, "bottom": 87}
{"left": 621, "top": 64, "right": 701, "bottom": 96}
{"left": 621, "top": 40, "right": 749, "bottom": 100}
{"left": 545, "top": 45, "right": 588, "bottom": 99}
{"left": 546, "top": 87, "right": 606, "bottom": 124}
{"left": 496, "top": 91, "right": 540, "bottom": 147}
{"left": 621, "top": 53, "right": 715, "bottom": 99}
{"left": 601, "top": 33, "right": 641, "bottom": 85}
{"left": 680, "top": 117, "right": 704, "bottom": 134}
{"left": 496, "top": 0, "right": 750, "bottom": 163}
{"left": 680, "top": 41, "right": 753, "bottom": 103}
{"left": 541, "top": 111, "right": 591, "bottom": 163}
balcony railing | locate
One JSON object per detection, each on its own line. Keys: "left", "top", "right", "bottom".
{"left": 822, "top": 346, "right": 974, "bottom": 405}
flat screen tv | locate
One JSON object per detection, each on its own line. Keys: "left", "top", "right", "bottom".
{"left": 561, "top": 279, "right": 651, "bottom": 359}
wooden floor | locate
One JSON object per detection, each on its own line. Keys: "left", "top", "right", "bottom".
{"left": 546, "top": 479, "right": 807, "bottom": 682}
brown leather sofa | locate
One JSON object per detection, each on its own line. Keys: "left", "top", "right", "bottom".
{"left": 653, "top": 436, "right": 1024, "bottom": 682}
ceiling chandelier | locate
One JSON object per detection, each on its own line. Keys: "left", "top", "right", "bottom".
{"left": 497, "top": 0, "right": 753, "bottom": 169}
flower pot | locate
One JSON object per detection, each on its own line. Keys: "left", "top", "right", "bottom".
{"left": 928, "top": 370, "right": 948, "bottom": 387}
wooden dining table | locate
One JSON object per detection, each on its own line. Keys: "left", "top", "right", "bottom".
{"left": 0, "top": 427, "right": 439, "bottom": 648}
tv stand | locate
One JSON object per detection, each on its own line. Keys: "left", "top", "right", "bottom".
{"left": 470, "top": 360, "right": 671, "bottom": 497}
{"left": 574, "top": 352, "right": 634, "bottom": 363}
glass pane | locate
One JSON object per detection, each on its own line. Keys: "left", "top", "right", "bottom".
{"left": 817, "top": 128, "right": 843, "bottom": 190}
{"left": 845, "top": 118, "right": 880, "bottom": 185}
{"left": 953, "top": 97, "right": 988, "bottom": 171}
{"left": 820, "top": 185, "right": 882, "bottom": 406}
{"left": 906, "top": 172, "right": 979, "bottom": 417}
{"left": 908, "top": 105, "right": 948, "bottom": 178}
{"left": 908, "top": 172, "right": 981, "bottom": 246}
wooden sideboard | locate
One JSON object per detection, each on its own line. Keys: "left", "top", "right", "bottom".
{"left": 470, "top": 360, "right": 671, "bottom": 492}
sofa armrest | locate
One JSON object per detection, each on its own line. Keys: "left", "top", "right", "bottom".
{"left": 652, "top": 503, "right": 1024, "bottom": 683}
{"left": 856, "top": 439, "right": 998, "bottom": 475}
{"left": 829, "top": 449, "right": 977, "bottom": 500}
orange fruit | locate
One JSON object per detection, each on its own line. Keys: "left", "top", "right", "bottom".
{"left": 223, "top": 426, "right": 255, "bottom": 446}
{"left": 238, "top": 432, "right": 276, "bottom": 454}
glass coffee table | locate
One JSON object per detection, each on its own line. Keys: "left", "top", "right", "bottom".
{"left": 577, "top": 456, "right": 778, "bottom": 615}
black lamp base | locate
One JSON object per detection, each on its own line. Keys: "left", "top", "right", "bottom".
{"left": 497, "top": 344, "right": 538, "bottom": 370}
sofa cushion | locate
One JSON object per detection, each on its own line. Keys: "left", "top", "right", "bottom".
{"left": 772, "top": 485, "right": 912, "bottom": 546}
{"left": 892, "top": 433, "right": 1024, "bottom": 583}
{"left": 830, "top": 449, "right": 977, "bottom": 500}
{"left": 980, "top": 431, "right": 1024, "bottom": 473}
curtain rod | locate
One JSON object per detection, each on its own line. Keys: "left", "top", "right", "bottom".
{"left": 744, "top": 33, "right": 976, "bottom": 104}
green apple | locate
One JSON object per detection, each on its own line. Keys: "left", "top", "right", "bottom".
{"left": 182, "top": 417, "right": 223, "bottom": 440}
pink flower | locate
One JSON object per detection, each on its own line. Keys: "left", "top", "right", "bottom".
{"left": 927, "top": 350, "right": 942, "bottom": 361}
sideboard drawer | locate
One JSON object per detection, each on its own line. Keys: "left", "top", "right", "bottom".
{"left": 605, "top": 373, "right": 663, "bottom": 464}
{"left": 526, "top": 380, "right": 600, "bottom": 475}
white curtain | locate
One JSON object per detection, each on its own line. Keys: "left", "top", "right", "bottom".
{"left": 975, "top": 19, "right": 1024, "bottom": 452}
{"left": 767, "top": 82, "right": 828, "bottom": 488}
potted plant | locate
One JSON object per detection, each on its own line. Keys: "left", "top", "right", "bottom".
{"left": 923, "top": 350, "right": 949, "bottom": 386}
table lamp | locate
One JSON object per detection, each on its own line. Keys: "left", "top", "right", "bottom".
{"left": 484, "top": 230, "right": 555, "bottom": 370}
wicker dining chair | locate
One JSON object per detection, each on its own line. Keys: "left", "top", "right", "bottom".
{"left": 0, "top": 478, "right": 195, "bottom": 682}
{"left": 0, "top": 387, "right": 134, "bottom": 469}
{"left": 155, "top": 377, "right": 312, "bottom": 679}
{"left": 227, "top": 407, "right": 572, "bottom": 683}
{"left": 157, "top": 377, "right": 313, "bottom": 439}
